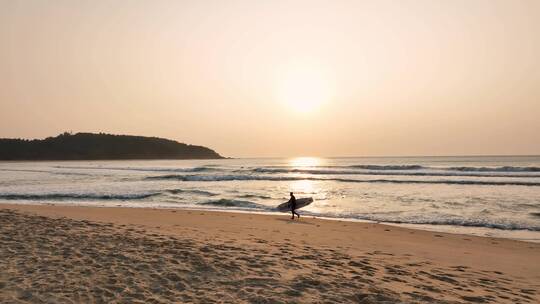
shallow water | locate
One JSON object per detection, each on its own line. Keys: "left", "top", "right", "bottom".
{"left": 1, "top": 156, "right": 539, "bottom": 241}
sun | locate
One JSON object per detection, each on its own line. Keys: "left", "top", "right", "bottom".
{"left": 275, "top": 65, "right": 332, "bottom": 114}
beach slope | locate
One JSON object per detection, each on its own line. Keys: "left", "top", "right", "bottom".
{"left": 1, "top": 204, "right": 539, "bottom": 303}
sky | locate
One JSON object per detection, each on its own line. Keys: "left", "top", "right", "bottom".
{"left": 1, "top": 0, "right": 539, "bottom": 157}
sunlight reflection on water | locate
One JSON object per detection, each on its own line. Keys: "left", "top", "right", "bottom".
{"left": 288, "top": 157, "right": 323, "bottom": 167}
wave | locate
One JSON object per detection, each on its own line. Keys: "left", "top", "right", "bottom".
{"left": 238, "top": 193, "right": 274, "bottom": 200}
{"left": 200, "top": 199, "right": 267, "bottom": 209}
{"left": 0, "top": 188, "right": 221, "bottom": 201}
{"left": 348, "top": 165, "right": 424, "bottom": 170}
{"left": 447, "top": 166, "right": 540, "bottom": 172}
{"left": 53, "top": 165, "right": 217, "bottom": 173}
{"left": 147, "top": 174, "right": 540, "bottom": 186}
{"left": 165, "top": 189, "right": 217, "bottom": 196}
{"left": 0, "top": 168, "right": 92, "bottom": 176}
{"left": 0, "top": 192, "right": 160, "bottom": 201}
{"left": 346, "top": 164, "right": 540, "bottom": 172}
{"left": 251, "top": 168, "right": 540, "bottom": 178}
{"left": 327, "top": 213, "right": 540, "bottom": 231}
{"left": 259, "top": 164, "right": 426, "bottom": 170}
{"left": 39, "top": 164, "right": 540, "bottom": 175}
{"left": 147, "top": 174, "right": 301, "bottom": 182}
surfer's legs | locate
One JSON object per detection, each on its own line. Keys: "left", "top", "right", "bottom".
{"left": 292, "top": 210, "right": 300, "bottom": 219}
{"left": 291, "top": 210, "right": 295, "bottom": 219}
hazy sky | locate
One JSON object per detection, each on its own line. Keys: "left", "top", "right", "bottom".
{"left": 1, "top": 0, "right": 539, "bottom": 157}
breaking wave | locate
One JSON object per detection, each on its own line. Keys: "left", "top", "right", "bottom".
{"left": 328, "top": 213, "right": 540, "bottom": 231}
{"left": 346, "top": 165, "right": 540, "bottom": 172}
{"left": 348, "top": 165, "right": 424, "bottom": 170}
{"left": 54, "top": 165, "right": 217, "bottom": 173}
{"left": 147, "top": 174, "right": 540, "bottom": 186}
{"left": 0, "top": 188, "right": 219, "bottom": 201}
{"left": 0, "top": 193, "right": 160, "bottom": 201}
{"left": 200, "top": 199, "right": 267, "bottom": 209}
{"left": 446, "top": 166, "right": 540, "bottom": 172}
{"left": 251, "top": 168, "right": 540, "bottom": 178}
{"left": 164, "top": 189, "right": 217, "bottom": 196}
{"left": 238, "top": 193, "right": 274, "bottom": 199}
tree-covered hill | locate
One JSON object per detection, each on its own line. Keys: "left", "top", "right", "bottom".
{"left": 0, "top": 133, "right": 224, "bottom": 160}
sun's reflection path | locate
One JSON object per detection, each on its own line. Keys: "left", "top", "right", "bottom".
{"left": 288, "top": 157, "right": 323, "bottom": 168}
{"left": 289, "top": 157, "right": 324, "bottom": 199}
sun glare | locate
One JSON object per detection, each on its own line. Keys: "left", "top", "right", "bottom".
{"left": 275, "top": 66, "right": 332, "bottom": 114}
{"left": 289, "top": 157, "right": 322, "bottom": 168}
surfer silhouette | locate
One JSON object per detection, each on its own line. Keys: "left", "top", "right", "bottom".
{"left": 289, "top": 192, "right": 300, "bottom": 220}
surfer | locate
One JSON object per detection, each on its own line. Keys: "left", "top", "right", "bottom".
{"left": 289, "top": 192, "right": 300, "bottom": 220}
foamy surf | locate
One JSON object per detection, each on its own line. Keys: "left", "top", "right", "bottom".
{"left": 1, "top": 156, "right": 540, "bottom": 241}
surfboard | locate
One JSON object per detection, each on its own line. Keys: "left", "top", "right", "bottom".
{"left": 276, "top": 197, "right": 313, "bottom": 212}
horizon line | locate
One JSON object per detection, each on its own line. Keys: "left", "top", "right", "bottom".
{"left": 225, "top": 154, "right": 540, "bottom": 159}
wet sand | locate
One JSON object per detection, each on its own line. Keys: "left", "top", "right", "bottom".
{"left": 1, "top": 203, "right": 539, "bottom": 303}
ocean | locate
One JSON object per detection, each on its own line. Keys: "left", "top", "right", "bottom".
{"left": 1, "top": 156, "right": 539, "bottom": 242}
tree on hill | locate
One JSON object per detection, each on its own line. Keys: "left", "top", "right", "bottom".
{"left": 0, "top": 133, "right": 224, "bottom": 160}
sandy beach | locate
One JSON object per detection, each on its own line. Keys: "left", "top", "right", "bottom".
{"left": 1, "top": 203, "right": 539, "bottom": 303}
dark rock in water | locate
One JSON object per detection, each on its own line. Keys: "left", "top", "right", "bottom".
{"left": 0, "top": 132, "right": 223, "bottom": 160}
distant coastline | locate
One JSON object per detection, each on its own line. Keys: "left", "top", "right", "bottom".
{"left": 0, "top": 132, "right": 224, "bottom": 160}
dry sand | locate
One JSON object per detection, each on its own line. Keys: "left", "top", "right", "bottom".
{"left": 1, "top": 203, "right": 539, "bottom": 303}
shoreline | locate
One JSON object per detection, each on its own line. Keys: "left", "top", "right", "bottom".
{"left": 2, "top": 203, "right": 540, "bottom": 274}
{"left": 2, "top": 203, "right": 539, "bottom": 303}
{"left": 2, "top": 201, "right": 539, "bottom": 243}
